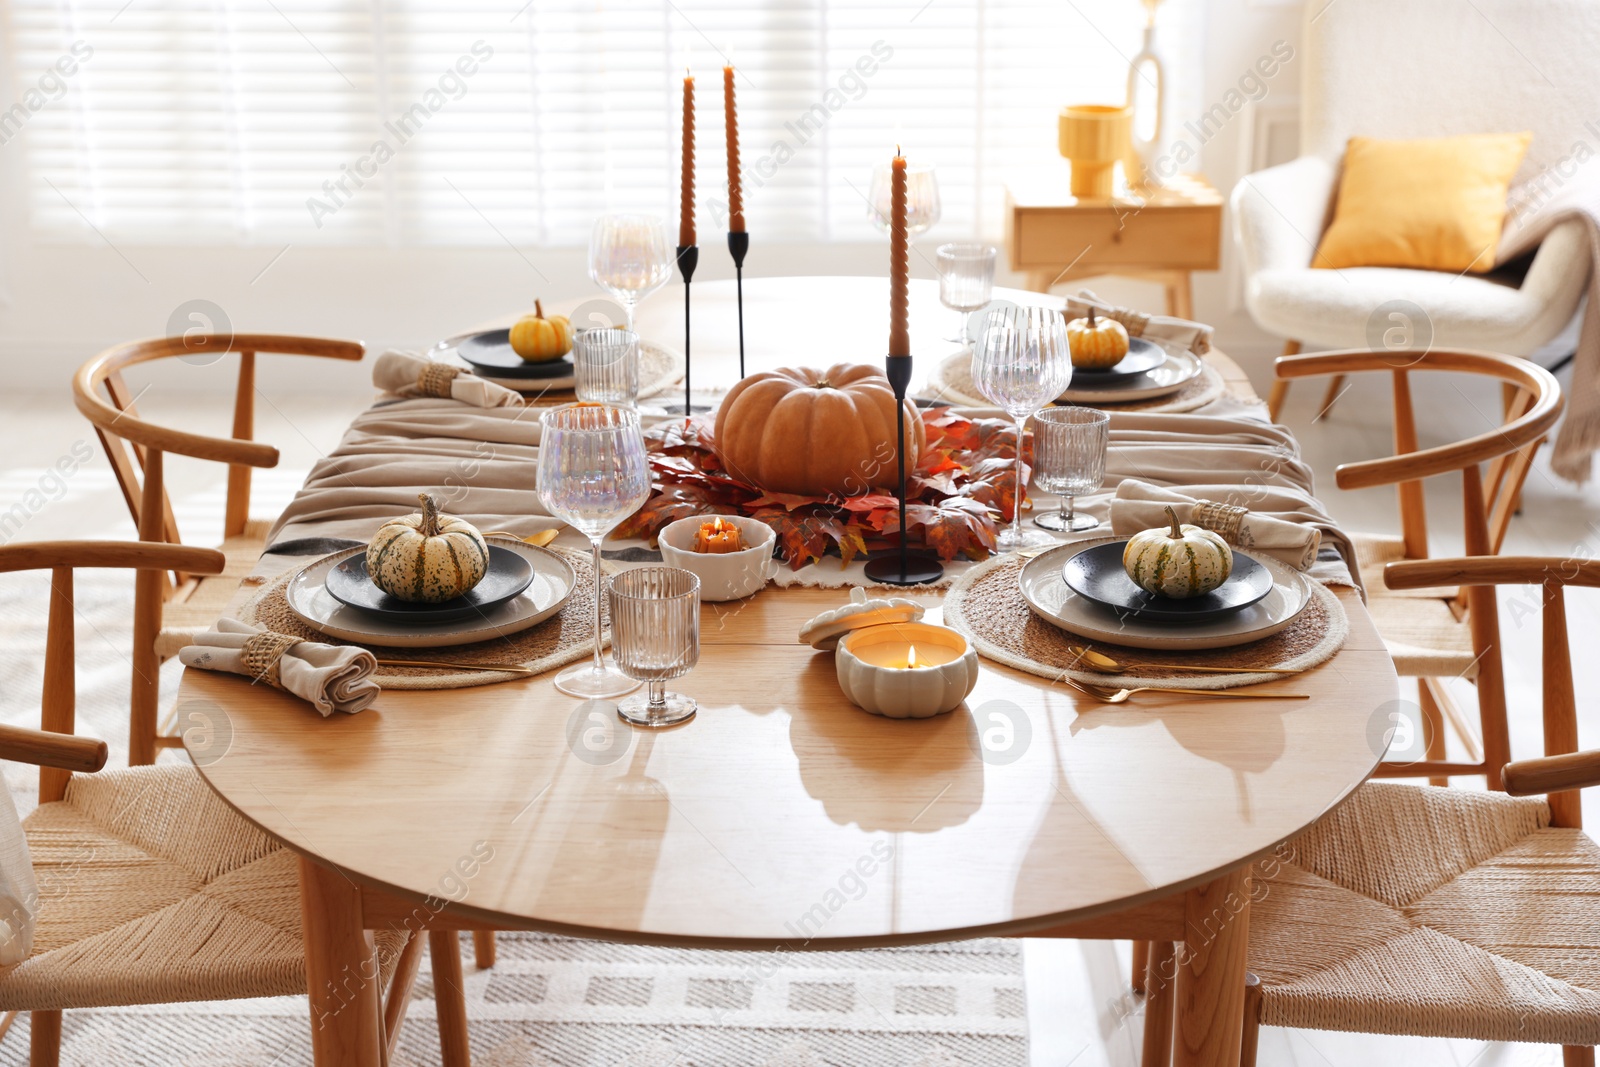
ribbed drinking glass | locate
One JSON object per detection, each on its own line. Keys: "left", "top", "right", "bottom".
{"left": 937, "top": 243, "right": 997, "bottom": 342}
{"left": 537, "top": 404, "right": 652, "bottom": 699}
{"left": 573, "top": 327, "right": 640, "bottom": 407}
{"left": 1032, "top": 406, "right": 1109, "bottom": 532}
{"left": 973, "top": 305, "right": 1074, "bottom": 551}
{"left": 609, "top": 567, "right": 701, "bottom": 727}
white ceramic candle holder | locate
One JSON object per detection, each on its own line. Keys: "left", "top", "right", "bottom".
{"left": 658, "top": 515, "right": 778, "bottom": 602}
{"left": 835, "top": 622, "right": 980, "bottom": 719}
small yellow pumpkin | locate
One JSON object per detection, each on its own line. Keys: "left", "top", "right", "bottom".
{"left": 366, "top": 493, "right": 490, "bottom": 603}
{"left": 509, "top": 299, "right": 573, "bottom": 362}
{"left": 1122, "top": 505, "right": 1233, "bottom": 599}
{"left": 1067, "top": 307, "right": 1130, "bottom": 369}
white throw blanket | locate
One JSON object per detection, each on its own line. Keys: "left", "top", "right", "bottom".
{"left": 1499, "top": 162, "right": 1600, "bottom": 481}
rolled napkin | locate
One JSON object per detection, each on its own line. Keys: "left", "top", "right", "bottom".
{"left": 1111, "top": 480, "right": 1320, "bottom": 571}
{"left": 372, "top": 349, "right": 525, "bottom": 408}
{"left": 178, "top": 618, "right": 380, "bottom": 716}
{"left": 1065, "top": 289, "right": 1212, "bottom": 356}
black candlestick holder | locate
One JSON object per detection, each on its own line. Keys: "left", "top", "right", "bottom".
{"left": 862, "top": 354, "right": 945, "bottom": 586}
{"left": 674, "top": 244, "right": 699, "bottom": 416}
{"left": 727, "top": 231, "right": 749, "bottom": 379}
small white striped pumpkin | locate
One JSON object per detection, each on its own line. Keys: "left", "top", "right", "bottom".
{"left": 366, "top": 494, "right": 490, "bottom": 603}
{"left": 1121, "top": 505, "right": 1233, "bottom": 599}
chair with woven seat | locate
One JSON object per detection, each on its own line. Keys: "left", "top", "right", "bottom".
{"left": 71, "top": 335, "right": 364, "bottom": 766}
{"left": 1274, "top": 348, "right": 1562, "bottom": 788}
{"left": 0, "top": 540, "right": 468, "bottom": 1066}
{"left": 1233, "top": 555, "right": 1600, "bottom": 1067}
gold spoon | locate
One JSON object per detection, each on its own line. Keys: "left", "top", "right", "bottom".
{"left": 1067, "top": 645, "right": 1303, "bottom": 676}
{"left": 1059, "top": 675, "right": 1308, "bottom": 703}
{"left": 480, "top": 528, "right": 563, "bottom": 548}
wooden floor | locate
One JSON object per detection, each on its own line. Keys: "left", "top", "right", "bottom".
{"left": 1, "top": 370, "right": 1594, "bottom": 1067}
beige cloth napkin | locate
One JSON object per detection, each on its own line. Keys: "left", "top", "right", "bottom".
{"left": 1111, "top": 479, "right": 1320, "bottom": 571}
{"left": 178, "top": 618, "right": 380, "bottom": 716}
{"left": 1065, "top": 289, "right": 1212, "bottom": 355}
{"left": 373, "top": 349, "right": 525, "bottom": 408}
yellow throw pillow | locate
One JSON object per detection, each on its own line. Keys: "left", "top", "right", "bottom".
{"left": 1313, "top": 132, "right": 1532, "bottom": 273}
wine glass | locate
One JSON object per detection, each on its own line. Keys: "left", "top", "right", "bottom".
{"left": 537, "top": 404, "right": 653, "bottom": 698}
{"left": 973, "top": 305, "right": 1074, "bottom": 551}
{"left": 936, "top": 243, "right": 997, "bottom": 343}
{"left": 1032, "top": 406, "right": 1109, "bottom": 531}
{"left": 867, "top": 162, "right": 942, "bottom": 236}
{"left": 588, "top": 214, "right": 673, "bottom": 331}
{"left": 609, "top": 567, "right": 701, "bottom": 727}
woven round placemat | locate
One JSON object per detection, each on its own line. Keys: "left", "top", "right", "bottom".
{"left": 926, "top": 349, "right": 1226, "bottom": 413}
{"left": 238, "top": 546, "right": 607, "bottom": 690}
{"left": 943, "top": 552, "right": 1347, "bottom": 689}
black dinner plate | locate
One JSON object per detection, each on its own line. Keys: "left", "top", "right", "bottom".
{"left": 454, "top": 329, "right": 574, "bottom": 380}
{"left": 1062, "top": 541, "right": 1274, "bottom": 623}
{"left": 326, "top": 545, "right": 535, "bottom": 624}
{"left": 1067, "top": 337, "right": 1168, "bottom": 388}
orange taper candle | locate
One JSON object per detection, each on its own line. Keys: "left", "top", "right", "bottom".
{"left": 724, "top": 64, "right": 744, "bottom": 233}
{"left": 680, "top": 70, "right": 696, "bottom": 247}
{"left": 889, "top": 148, "right": 909, "bottom": 357}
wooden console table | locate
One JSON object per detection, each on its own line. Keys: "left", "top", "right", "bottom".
{"left": 1004, "top": 173, "right": 1223, "bottom": 316}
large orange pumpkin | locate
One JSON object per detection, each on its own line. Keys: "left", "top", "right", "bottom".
{"left": 713, "top": 363, "right": 923, "bottom": 497}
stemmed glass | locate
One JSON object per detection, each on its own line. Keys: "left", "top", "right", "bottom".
{"left": 973, "top": 305, "right": 1075, "bottom": 551}
{"left": 867, "top": 162, "right": 942, "bottom": 236}
{"left": 609, "top": 567, "right": 701, "bottom": 727}
{"left": 937, "top": 243, "right": 997, "bottom": 343}
{"left": 537, "top": 404, "right": 653, "bottom": 698}
{"left": 1033, "top": 406, "right": 1109, "bottom": 531}
{"left": 588, "top": 214, "right": 673, "bottom": 331}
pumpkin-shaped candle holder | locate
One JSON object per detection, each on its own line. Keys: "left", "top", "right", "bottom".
{"left": 835, "top": 622, "right": 979, "bottom": 719}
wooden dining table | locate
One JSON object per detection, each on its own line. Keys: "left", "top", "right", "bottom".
{"left": 179, "top": 277, "right": 1396, "bottom": 1067}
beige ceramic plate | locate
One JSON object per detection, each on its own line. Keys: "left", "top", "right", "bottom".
{"left": 428, "top": 334, "right": 682, "bottom": 398}
{"left": 285, "top": 537, "right": 576, "bottom": 649}
{"left": 1058, "top": 345, "right": 1203, "bottom": 403}
{"left": 1017, "top": 536, "right": 1314, "bottom": 650}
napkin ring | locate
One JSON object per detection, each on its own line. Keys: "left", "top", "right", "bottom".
{"left": 242, "top": 631, "right": 302, "bottom": 689}
{"left": 417, "top": 362, "right": 462, "bottom": 399}
{"left": 1192, "top": 500, "right": 1247, "bottom": 544}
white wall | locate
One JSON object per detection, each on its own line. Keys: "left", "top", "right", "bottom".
{"left": 0, "top": 0, "right": 1310, "bottom": 396}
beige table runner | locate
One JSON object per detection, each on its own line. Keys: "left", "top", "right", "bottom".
{"left": 263, "top": 398, "right": 1359, "bottom": 591}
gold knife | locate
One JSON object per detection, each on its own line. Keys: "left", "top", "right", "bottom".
{"left": 376, "top": 658, "right": 538, "bottom": 675}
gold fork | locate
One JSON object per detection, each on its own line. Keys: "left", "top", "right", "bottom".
{"left": 1059, "top": 675, "right": 1308, "bottom": 704}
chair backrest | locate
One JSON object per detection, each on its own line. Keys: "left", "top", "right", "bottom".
{"left": 0, "top": 541, "right": 225, "bottom": 803}
{"left": 1301, "top": 0, "right": 1599, "bottom": 181}
{"left": 1387, "top": 555, "right": 1600, "bottom": 830}
{"left": 72, "top": 335, "right": 363, "bottom": 583}
{"left": 1275, "top": 348, "right": 1562, "bottom": 562}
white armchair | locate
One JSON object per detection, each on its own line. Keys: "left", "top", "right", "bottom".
{"left": 1233, "top": 0, "right": 1595, "bottom": 421}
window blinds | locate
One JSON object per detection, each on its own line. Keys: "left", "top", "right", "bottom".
{"left": 3, "top": 0, "right": 1198, "bottom": 246}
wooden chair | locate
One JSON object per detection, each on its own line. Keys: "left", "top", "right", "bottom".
{"left": 1274, "top": 348, "right": 1562, "bottom": 788}
{"left": 72, "top": 335, "right": 364, "bottom": 766}
{"left": 0, "top": 540, "right": 465, "bottom": 1066}
{"left": 1224, "top": 556, "right": 1600, "bottom": 1067}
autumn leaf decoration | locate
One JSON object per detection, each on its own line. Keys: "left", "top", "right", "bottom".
{"left": 613, "top": 409, "right": 1030, "bottom": 569}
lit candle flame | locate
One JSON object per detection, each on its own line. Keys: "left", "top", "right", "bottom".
{"left": 712, "top": 516, "right": 725, "bottom": 533}
{"left": 905, "top": 644, "right": 918, "bottom": 669}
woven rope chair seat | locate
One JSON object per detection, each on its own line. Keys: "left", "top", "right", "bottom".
{"left": 153, "top": 519, "right": 273, "bottom": 659}
{"left": 1250, "top": 781, "right": 1600, "bottom": 1045}
{"left": 0, "top": 765, "right": 403, "bottom": 1011}
{"left": 1348, "top": 533, "right": 1477, "bottom": 678}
